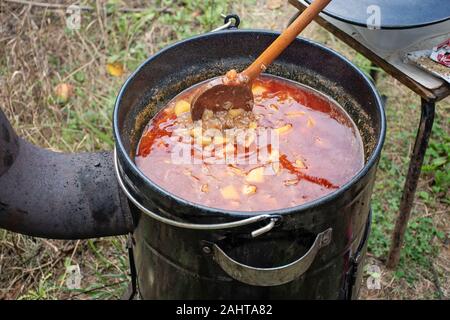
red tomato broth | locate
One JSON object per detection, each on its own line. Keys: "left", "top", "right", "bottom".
{"left": 135, "top": 75, "right": 364, "bottom": 211}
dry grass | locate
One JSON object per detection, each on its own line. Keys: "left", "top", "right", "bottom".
{"left": 0, "top": 0, "right": 448, "bottom": 300}
{"left": 0, "top": 0, "right": 189, "bottom": 300}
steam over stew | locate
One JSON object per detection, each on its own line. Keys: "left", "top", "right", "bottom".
{"left": 135, "top": 75, "right": 364, "bottom": 211}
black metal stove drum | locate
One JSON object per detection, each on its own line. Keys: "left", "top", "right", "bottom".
{"left": 9, "top": 0, "right": 450, "bottom": 299}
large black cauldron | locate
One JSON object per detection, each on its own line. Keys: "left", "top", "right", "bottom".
{"left": 113, "top": 30, "right": 386, "bottom": 299}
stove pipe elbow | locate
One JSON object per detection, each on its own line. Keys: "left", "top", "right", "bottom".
{"left": 0, "top": 109, "right": 133, "bottom": 239}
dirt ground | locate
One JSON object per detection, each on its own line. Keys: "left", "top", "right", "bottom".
{"left": 0, "top": 0, "right": 448, "bottom": 300}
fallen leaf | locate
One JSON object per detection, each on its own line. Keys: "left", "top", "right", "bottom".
{"left": 191, "top": 10, "right": 201, "bottom": 18}
{"left": 174, "top": 100, "right": 191, "bottom": 116}
{"left": 54, "top": 83, "right": 74, "bottom": 103}
{"left": 106, "top": 62, "right": 125, "bottom": 77}
{"left": 267, "top": 0, "right": 283, "bottom": 10}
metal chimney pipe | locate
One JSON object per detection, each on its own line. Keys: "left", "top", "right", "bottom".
{"left": 0, "top": 108, "right": 133, "bottom": 239}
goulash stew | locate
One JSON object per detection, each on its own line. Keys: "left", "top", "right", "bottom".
{"left": 135, "top": 75, "right": 364, "bottom": 211}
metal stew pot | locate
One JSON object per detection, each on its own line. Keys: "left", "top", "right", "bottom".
{"left": 113, "top": 30, "right": 386, "bottom": 299}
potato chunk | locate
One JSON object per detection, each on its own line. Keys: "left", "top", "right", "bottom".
{"left": 190, "top": 126, "right": 202, "bottom": 137}
{"left": 199, "top": 136, "right": 212, "bottom": 146}
{"left": 224, "top": 143, "right": 235, "bottom": 154}
{"left": 269, "top": 149, "right": 280, "bottom": 162}
{"left": 174, "top": 100, "right": 191, "bottom": 116}
{"left": 228, "top": 108, "right": 244, "bottom": 118}
{"left": 227, "top": 165, "right": 245, "bottom": 176}
{"left": 246, "top": 167, "right": 265, "bottom": 183}
{"left": 242, "top": 185, "right": 257, "bottom": 195}
{"left": 221, "top": 185, "right": 240, "bottom": 200}
{"left": 274, "top": 123, "right": 292, "bottom": 135}
{"left": 268, "top": 104, "right": 279, "bottom": 111}
{"left": 285, "top": 111, "right": 305, "bottom": 117}
{"left": 307, "top": 117, "right": 316, "bottom": 128}
{"left": 252, "top": 85, "right": 266, "bottom": 96}
{"left": 213, "top": 135, "right": 228, "bottom": 145}
{"left": 295, "top": 159, "right": 306, "bottom": 169}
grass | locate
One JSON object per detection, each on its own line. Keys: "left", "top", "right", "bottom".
{"left": 0, "top": 0, "right": 448, "bottom": 300}
{"left": 297, "top": 14, "right": 449, "bottom": 298}
{"left": 372, "top": 74, "right": 448, "bottom": 297}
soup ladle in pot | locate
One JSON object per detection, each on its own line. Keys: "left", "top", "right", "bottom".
{"left": 190, "top": 0, "right": 332, "bottom": 121}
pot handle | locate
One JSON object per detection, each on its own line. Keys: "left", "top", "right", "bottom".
{"left": 210, "top": 14, "right": 240, "bottom": 32}
{"left": 206, "top": 228, "right": 332, "bottom": 286}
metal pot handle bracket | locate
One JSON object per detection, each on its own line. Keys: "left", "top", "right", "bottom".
{"left": 210, "top": 14, "right": 240, "bottom": 32}
{"left": 205, "top": 228, "right": 332, "bottom": 286}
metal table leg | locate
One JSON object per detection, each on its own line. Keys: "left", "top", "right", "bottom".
{"left": 387, "top": 98, "right": 435, "bottom": 269}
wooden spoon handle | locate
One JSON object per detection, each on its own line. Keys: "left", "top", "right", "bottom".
{"left": 241, "top": 0, "right": 331, "bottom": 82}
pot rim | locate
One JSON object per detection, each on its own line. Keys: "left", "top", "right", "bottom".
{"left": 113, "top": 29, "right": 386, "bottom": 218}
